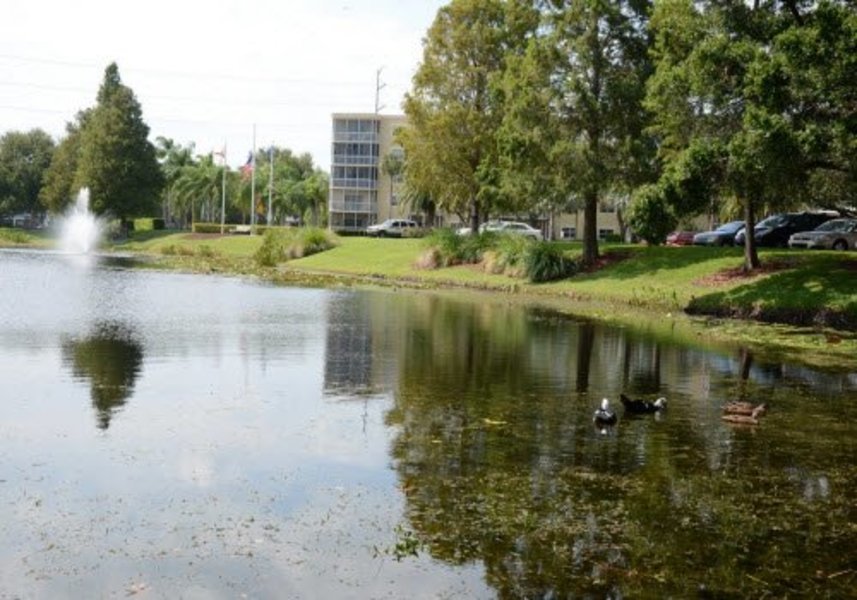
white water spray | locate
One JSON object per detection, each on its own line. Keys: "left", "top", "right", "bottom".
{"left": 59, "top": 188, "right": 102, "bottom": 254}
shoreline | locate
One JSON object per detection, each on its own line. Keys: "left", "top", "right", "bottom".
{"left": 3, "top": 232, "right": 856, "bottom": 369}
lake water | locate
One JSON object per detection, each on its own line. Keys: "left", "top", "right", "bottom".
{"left": 1, "top": 249, "right": 855, "bottom": 598}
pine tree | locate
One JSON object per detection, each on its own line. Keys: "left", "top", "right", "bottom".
{"left": 76, "top": 63, "right": 163, "bottom": 221}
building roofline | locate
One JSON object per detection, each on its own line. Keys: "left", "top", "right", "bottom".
{"left": 332, "top": 112, "right": 406, "bottom": 119}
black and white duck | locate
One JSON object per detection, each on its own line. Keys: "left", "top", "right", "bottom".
{"left": 593, "top": 398, "right": 618, "bottom": 427}
{"left": 620, "top": 393, "right": 667, "bottom": 414}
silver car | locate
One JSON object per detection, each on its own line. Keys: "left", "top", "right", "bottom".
{"left": 788, "top": 218, "right": 857, "bottom": 250}
{"left": 485, "top": 220, "right": 543, "bottom": 241}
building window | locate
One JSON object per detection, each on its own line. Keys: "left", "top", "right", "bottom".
{"left": 561, "top": 227, "right": 576, "bottom": 239}
{"left": 598, "top": 228, "right": 615, "bottom": 240}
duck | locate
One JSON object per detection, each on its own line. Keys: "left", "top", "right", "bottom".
{"left": 721, "top": 404, "right": 767, "bottom": 425}
{"left": 620, "top": 393, "right": 667, "bottom": 414}
{"left": 593, "top": 398, "right": 617, "bottom": 427}
{"left": 722, "top": 402, "right": 767, "bottom": 417}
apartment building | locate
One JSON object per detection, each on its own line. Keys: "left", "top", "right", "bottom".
{"left": 328, "top": 113, "right": 408, "bottom": 233}
{"left": 328, "top": 112, "right": 625, "bottom": 239}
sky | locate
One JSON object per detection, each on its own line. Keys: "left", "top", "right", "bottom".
{"left": 0, "top": 0, "right": 446, "bottom": 172}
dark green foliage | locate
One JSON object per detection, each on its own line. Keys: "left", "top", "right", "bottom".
{"left": 191, "top": 222, "right": 226, "bottom": 234}
{"left": 627, "top": 184, "right": 677, "bottom": 246}
{"left": 522, "top": 242, "right": 576, "bottom": 283}
{"left": 0, "top": 129, "right": 55, "bottom": 216}
{"left": 76, "top": 63, "right": 163, "bottom": 220}
{"left": 133, "top": 218, "right": 165, "bottom": 232}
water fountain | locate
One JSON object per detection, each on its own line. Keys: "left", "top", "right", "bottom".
{"left": 58, "top": 188, "right": 102, "bottom": 254}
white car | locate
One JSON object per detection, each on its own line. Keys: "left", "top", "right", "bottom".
{"left": 487, "top": 220, "right": 543, "bottom": 241}
{"left": 788, "top": 218, "right": 857, "bottom": 250}
{"left": 366, "top": 219, "right": 419, "bottom": 238}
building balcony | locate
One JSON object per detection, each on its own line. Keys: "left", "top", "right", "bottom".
{"left": 330, "top": 200, "right": 377, "bottom": 213}
{"left": 332, "top": 155, "right": 378, "bottom": 166}
{"left": 331, "top": 178, "right": 378, "bottom": 189}
{"left": 333, "top": 132, "right": 378, "bottom": 143}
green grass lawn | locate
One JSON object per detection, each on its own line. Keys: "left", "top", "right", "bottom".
{"left": 112, "top": 230, "right": 264, "bottom": 258}
{"left": 0, "top": 227, "right": 53, "bottom": 248}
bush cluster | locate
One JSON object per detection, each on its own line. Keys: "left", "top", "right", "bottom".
{"left": 254, "top": 227, "right": 338, "bottom": 267}
{"left": 421, "top": 228, "right": 576, "bottom": 283}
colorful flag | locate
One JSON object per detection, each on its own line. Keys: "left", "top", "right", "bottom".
{"left": 241, "top": 151, "right": 254, "bottom": 179}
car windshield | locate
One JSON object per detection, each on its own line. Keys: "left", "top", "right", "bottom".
{"left": 757, "top": 215, "right": 788, "bottom": 228}
{"left": 815, "top": 219, "right": 854, "bottom": 232}
{"left": 715, "top": 221, "right": 743, "bottom": 233}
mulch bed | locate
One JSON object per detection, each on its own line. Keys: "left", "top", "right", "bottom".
{"left": 694, "top": 258, "right": 797, "bottom": 287}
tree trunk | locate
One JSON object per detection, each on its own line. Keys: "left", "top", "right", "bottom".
{"left": 743, "top": 199, "right": 760, "bottom": 272}
{"left": 469, "top": 198, "right": 480, "bottom": 234}
{"left": 582, "top": 189, "right": 600, "bottom": 267}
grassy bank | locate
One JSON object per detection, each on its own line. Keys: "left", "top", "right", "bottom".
{"left": 6, "top": 228, "right": 854, "bottom": 365}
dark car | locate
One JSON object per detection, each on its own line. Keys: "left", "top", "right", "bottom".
{"left": 733, "top": 212, "right": 837, "bottom": 247}
{"left": 692, "top": 221, "right": 745, "bottom": 246}
{"left": 666, "top": 230, "right": 696, "bottom": 246}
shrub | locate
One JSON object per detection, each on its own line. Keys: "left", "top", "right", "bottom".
{"left": 523, "top": 242, "right": 577, "bottom": 283}
{"left": 493, "top": 234, "right": 531, "bottom": 275}
{"left": 192, "top": 222, "right": 225, "bottom": 234}
{"left": 627, "top": 184, "right": 677, "bottom": 245}
{"left": 134, "top": 218, "right": 165, "bottom": 232}
{"left": 254, "top": 227, "right": 337, "bottom": 266}
{"left": 423, "top": 228, "right": 499, "bottom": 267}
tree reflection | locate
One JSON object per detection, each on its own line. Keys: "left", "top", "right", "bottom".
{"left": 385, "top": 300, "right": 857, "bottom": 598}
{"left": 62, "top": 322, "right": 143, "bottom": 429}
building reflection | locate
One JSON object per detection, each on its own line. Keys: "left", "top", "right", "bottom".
{"left": 62, "top": 321, "right": 143, "bottom": 429}
{"left": 316, "top": 289, "right": 857, "bottom": 597}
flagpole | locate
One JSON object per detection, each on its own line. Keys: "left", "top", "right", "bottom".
{"left": 220, "top": 142, "right": 227, "bottom": 235}
{"left": 250, "top": 124, "right": 257, "bottom": 233}
{"left": 267, "top": 145, "right": 273, "bottom": 226}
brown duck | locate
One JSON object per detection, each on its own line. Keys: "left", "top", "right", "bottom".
{"left": 722, "top": 402, "right": 767, "bottom": 417}
{"left": 721, "top": 404, "right": 767, "bottom": 425}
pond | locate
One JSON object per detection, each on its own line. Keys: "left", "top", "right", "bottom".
{"left": 1, "top": 249, "right": 855, "bottom": 598}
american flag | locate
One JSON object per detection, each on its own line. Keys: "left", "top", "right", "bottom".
{"left": 241, "top": 151, "right": 254, "bottom": 179}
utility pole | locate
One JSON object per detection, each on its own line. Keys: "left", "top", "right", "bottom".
{"left": 219, "top": 142, "right": 227, "bottom": 234}
{"left": 250, "top": 124, "right": 256, "bottom": 233}
{"left": 374, "top": 67, "right": 386, "bottom": 114}
{"left": 267, "top": 145, "right": 274, "bottom": 226}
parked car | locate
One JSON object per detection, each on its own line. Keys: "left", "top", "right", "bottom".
{"left": 666, "top": 231, "right": 696, "bottom": 246}
{"left": 457, "top": 220, "right": 543, "bottom": 240}
{"left": 486, "top": 220, "right": 543, "bottom": 240}
{"left": 788, "top": 218, "right": 857, "bottom": 250}
{"left": 366, "top": 219, "right": 419, "bottom": 237}
{"left": 692, "top": 221, "right": 745, "bottom": 246}
{"left": 734, "top": 212, "right": 837, "bottom": 247}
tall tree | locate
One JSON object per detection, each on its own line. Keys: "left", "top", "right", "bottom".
{"left": 76, "top": 63, "right": 163, "bottom": 221}
{"left": 645, "top": 0, "right": 856, "bottom": 270}
{"left": 501, "top": 0, "right": 653, "bottom": 265}
{"left": 156, "top": 136, "right": 196, "bottom": 226}
{"left": 40, "top": 113, "right": 89, "bottom": 214}
{"left": 401, "top": 0, "right": 539, "bottom": 233}
{"left": 0, "top": 129, "right": 55, "bottom": 216}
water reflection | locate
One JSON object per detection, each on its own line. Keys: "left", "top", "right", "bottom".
{"left": 372, "top": 293, "right": 857, "bottom": 598}
{"left": 62, "top": 321, "right": 143, "bottom": 429}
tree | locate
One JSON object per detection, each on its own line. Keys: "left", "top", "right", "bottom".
{"left": 401, "top": 0, "right": 539, "bottom": 233}
{"left": 645, "top": 0, "right": 856, "bottom": 271}
{"left": 40, "top": 114, "right": 90, "bottom": 214}
{"left": 501, "top": 0, "right": 653, "bottom": 266}
{"left": 76, "top": 63, "right": 163, "bottom": 221}
{"left": 0, "top": 129, "right": 55, "bottom": 216}
{"left": 381, "top": 150, "right": 405, "bottom": 219}
{"left": 172, "top": 156, "right": 226, "bottom": 225}
{"left": 155, "top": 137, "right": 196, "bottom": 226}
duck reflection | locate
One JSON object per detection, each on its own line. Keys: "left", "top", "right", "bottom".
{"left": 62, "top": 321, "right": 143, "bottom": 429}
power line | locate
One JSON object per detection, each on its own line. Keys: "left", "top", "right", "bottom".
{"left": 0, "top": 52, "right": 370, "bottom": 87}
